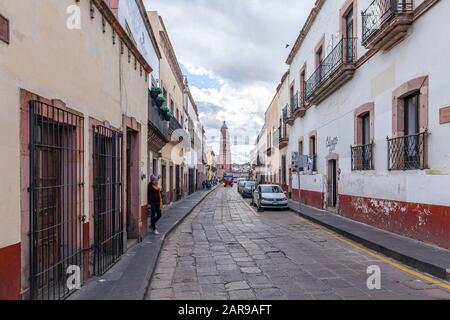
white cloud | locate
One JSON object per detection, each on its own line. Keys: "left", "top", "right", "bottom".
{"left": 144, "top": 0, "right": 315, "bottom": 162}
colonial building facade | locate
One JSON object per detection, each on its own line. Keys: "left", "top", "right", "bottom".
{"left": 257, "top": 0, "right": 450, "bottom": 249}
{"left": 0, "top": 0, "right": 208, "bottom": 300}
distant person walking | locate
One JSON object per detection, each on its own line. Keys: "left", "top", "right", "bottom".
{"left": 148, "top": 175, "right": 163, "bottom": 235}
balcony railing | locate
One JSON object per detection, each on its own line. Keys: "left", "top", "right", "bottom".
{"left": 351, "top": 143, "right": 374, "bottom": 171}
{"left": 290, "top": 91, "right": 299, "bottom": 114}
{"left": 362, "top": 0, "right": 413, "bottom": 45}
{"left": 148, "top": 94, "right": 169, "bottom": 141}
{"left": 279, "top": 124, "right": 288, "bottom": 142}
{"left": 387, "top": 132, "right": 428, "bottom": 171}
{"left": 282, "top": 105, "right": 289, "bottom": 121}
{"left": 305, "top": 38, "right": 357, "bottom": 101}
{"left": 169, "top": 117, "right": 183, "bottom": 131}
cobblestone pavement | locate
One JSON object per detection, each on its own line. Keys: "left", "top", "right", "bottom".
{"left": 146, "top": 187, "right": 450, "bottom": 300}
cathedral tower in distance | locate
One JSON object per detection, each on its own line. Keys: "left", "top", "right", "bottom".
{"left": 217, "top": 121, "right": 232, "bottom": 178}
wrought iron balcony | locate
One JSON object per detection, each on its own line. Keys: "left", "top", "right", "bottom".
{"left": 282, "top": 105, "right": 289, "bottom": 122}
{"left": 290, "top": 92, "right": 299, "bottom": 114}
{"left": 284, "top": 103, "right": 295, "bottom": 125}
{"left": 351, "top": 143, "right": 374, "bottom": 171}
{"left": 168, "top": 116, "right": 187, "bottom": 145}
{"left": 293, "top": 91, "right": 307, "bottom": 118}
{"left": 362, "top": 0, "right": 413, "bottom": 50}
{"left": 278, "top": 124, "right": 288, "bottom": 149}
{"left": 387, "top": 132, "right": 428, "bottom": 171}
{"left": 148, "top": 93, "right": 169, "bottom": 151}
{"left": 305, "top": 38, "right": 357, "bottom": 105}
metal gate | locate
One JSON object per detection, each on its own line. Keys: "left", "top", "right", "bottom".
{"left": 29, "top": 101, "right": 85, "bottom": 300}
{"left": 93, "top": 125, "right": 124, "bottom": 275}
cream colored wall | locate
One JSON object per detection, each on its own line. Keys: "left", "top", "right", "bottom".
{"left": 147, "top": 11, "right": 186, "bottom": 195}
{"left": 0, "top": 0, "right": 149, "bottom": 248}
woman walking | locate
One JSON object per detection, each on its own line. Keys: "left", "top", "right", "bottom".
{"left": 148, "top": 175, "right": 163, "bottom": 235}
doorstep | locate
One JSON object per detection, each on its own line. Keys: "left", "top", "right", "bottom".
{"left": 288, "top": 200, "right": 450, "bottom": 281}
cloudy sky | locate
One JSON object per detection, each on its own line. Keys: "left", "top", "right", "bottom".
{"left": 144, "top": 0, "right": 315, "bottom": 163}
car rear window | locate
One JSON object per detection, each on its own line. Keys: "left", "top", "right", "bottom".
{"left": 261, "top": 186, "right": 282, "bottom": 193}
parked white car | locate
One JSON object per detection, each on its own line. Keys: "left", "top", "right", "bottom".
{"left": 253, "top": 184, "right": 289, "bottom": 211}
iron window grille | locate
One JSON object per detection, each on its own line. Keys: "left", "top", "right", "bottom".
{"left": 93, "top": 125, "right": 124, "bottom": 276}
{"left": 387, "top": 131, "right": 428, "bottom": 171}
{"left": 305, "top": 38, "right": 357, "bottom": 100}
{"left": 362, "top": 0, "right": 413, "bottom": 44}
{"left": 351, "top": 143, "right": 374, "bottom": 170}
{"left": 279, "top": 123, "right": 288, "bottom": 142}
{"left": 29, "top": 100, "right": 85, "bottom": 300}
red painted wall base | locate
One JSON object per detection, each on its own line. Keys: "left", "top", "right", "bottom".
{"left": 339, "top": 194, "right": 450, "bottom": 249}
{"left": 291, "top": 188, "right": 324, "bottom": 210}
{"left": 0, "top": 242, "right": 21, "bottom": 300}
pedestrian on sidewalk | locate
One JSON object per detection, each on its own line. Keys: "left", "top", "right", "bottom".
{"left": 148, "top": 175, "right": 163, "bottom": 235}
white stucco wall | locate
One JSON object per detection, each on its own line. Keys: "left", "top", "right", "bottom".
{"left": 118, "top": 0, "right": 160, "bottom": 84}
{"left": 286, "top": 0, "right": 450, "bottom": 206}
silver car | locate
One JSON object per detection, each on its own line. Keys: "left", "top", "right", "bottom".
{"left": 253, "top": 184, "right": 289, "bottom": 211}
{"left": 237, "top": 180, "right": 247, "bottom": 194}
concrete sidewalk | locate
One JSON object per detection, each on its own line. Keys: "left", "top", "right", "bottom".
{"left": 288, "top": 201, "right": 450, "bottom": 281}
{"left": 69, "top": 186, "right": 218, "bottom": 300}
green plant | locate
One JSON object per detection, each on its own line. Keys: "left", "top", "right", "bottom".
{"left": 150, "top": 86, "right": 162, "bottom": 99}
{"left": 165, "top": 111, "right": 174, "bottom": 121}
{"left": 155, "top": 95, "right": 167, "bottom": 107}
{"left": 160, "top": 105, "right": 170, "bottom": 113}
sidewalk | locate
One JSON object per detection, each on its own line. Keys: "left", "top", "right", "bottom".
{"left": 288, "top": 200, "right": 450, "bottom": 281}
{"left": 69, "top": 186, "right": 218, "bottom": 300}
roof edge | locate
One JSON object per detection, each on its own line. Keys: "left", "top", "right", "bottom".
{"left": 285, "top": 0, "right": 326, "bottom": 65}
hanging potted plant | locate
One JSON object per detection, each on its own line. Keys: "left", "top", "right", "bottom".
{"left": 160, "top": 105, "right": 170, "bottom": 113}
{"left": 155, "top": 95, "right": 167, "bottom": 107}
{"left": 165, "top": 111, "right": 174, "bottom": 122}
{"left": 150, "top": 86, "right": 162, "bottom": 99}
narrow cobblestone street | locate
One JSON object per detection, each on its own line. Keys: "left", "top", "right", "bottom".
{"left": 146, "top": 187, "right": 450, "bottom": 300}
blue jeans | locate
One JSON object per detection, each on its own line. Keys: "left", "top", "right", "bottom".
{"left": 149, "top": 203, "right": 162, "bottom": 230}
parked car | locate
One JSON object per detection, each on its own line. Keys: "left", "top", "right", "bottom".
{"left": 241, "top": 181, "right": 256, "bottom": 198}
{"left": 253, "top": 184, "right": 288, "bottom": 211}
{"left": 237, "top": 180, "right": 247, "bottom": 194}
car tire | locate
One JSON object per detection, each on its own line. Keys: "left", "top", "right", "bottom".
{"left": 257, "top": 200, "right": 264, "bottom": 212}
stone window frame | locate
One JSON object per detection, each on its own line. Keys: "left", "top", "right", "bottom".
{"left": 314, "top": 35, "right": 325, "bottom": 68}
{"left": 354, "top": 102, "right": 375, "bottom": 145}
{"left": 339, "top": 0, "right": 358, "bottom": 58}
{"left": 392, "top": 76, "right": 429, "bottom": 138}
{"left": 298, "top": 136, "right": 304, "bottom": 155}
{"left": 0, "top": 13, "right": 10, "bottom": 44}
